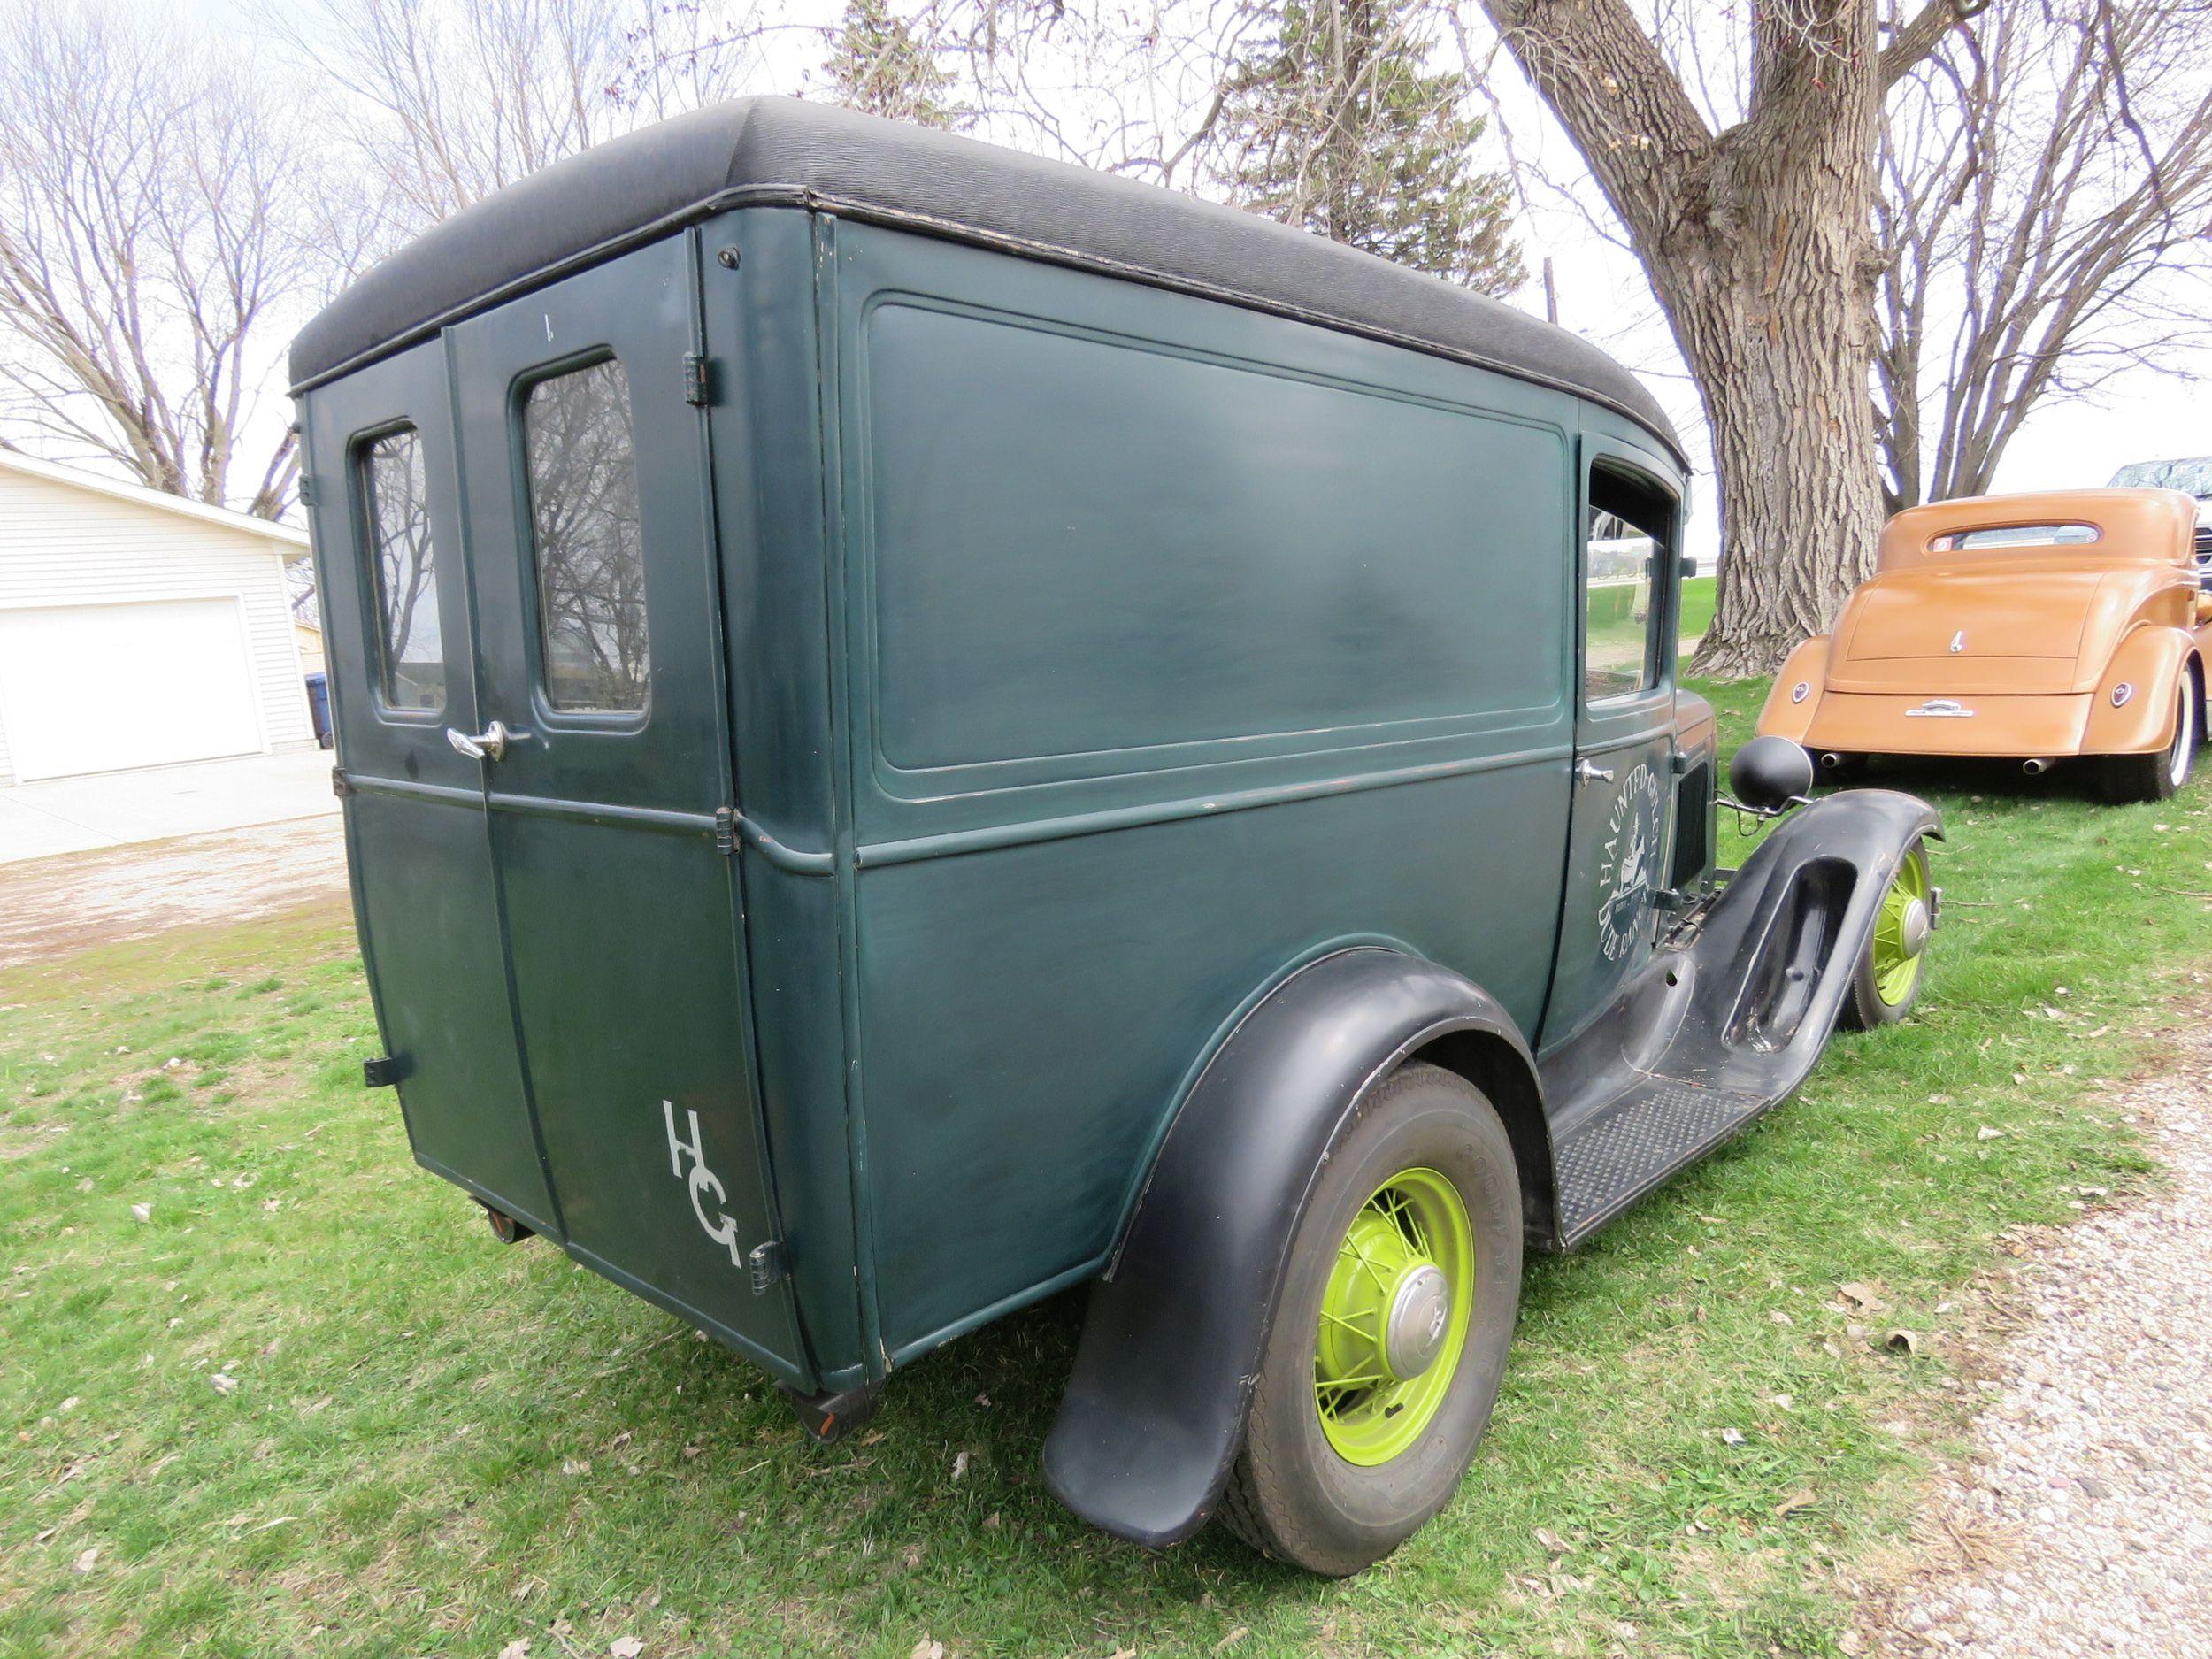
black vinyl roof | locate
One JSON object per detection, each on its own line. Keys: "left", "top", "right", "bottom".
{"left": 289, "top": 96, "right": 1682, "bottom": 460}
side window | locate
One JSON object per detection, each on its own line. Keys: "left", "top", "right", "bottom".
{"left": 1583, "top": 465, "right": 1675, "bottom": 703}
{"left": 358, "top": 426, "right": 445, "bottom": 713}
{"left": 521, "top": 357, "right": 649, "bottom": 713}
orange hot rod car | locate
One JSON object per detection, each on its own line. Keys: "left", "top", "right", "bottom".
{"left": 1759, "top": 488, "right": 2212, "bottom": 802}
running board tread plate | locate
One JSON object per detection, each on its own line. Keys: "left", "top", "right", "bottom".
{"left": 1554, "top": 1079, "right": 1772, "bottom": 1244}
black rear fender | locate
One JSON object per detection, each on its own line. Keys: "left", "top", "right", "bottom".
{"left": 1040, "top": 947, "right": 1542, "bottom": 1548}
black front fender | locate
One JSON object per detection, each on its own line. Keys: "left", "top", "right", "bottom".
{"left": 1534, "top": 785, "right": 1945, "bottom": 1243}
{"left": 1040, "top": 947, "right": 1536, "bottom": 1548}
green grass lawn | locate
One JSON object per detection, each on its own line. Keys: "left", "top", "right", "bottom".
{"left": 4, "top": 681, "right": 2208, "bottom": 1659}
{"left": 1681, "top": 574, "right": 1717, "bottom": 643}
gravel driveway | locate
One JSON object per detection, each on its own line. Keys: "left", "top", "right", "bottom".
{"left": 1870, "top": 1010, "right": 2212, "bottom": 1655}
{"left": 0, "top": 816, "right": 349, "bottom": 971}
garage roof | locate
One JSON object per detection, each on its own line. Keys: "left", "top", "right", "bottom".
{"left": 0, "top": 449, "right": 311, "bottom": 558}
{"left": 289, "top": 97, "right": 1683, "bottom": 464}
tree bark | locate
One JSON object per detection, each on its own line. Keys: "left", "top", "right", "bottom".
{"left": 1661, "top": 127, "right": 1889, "bottom": 677}
{"left": 1479, "top": 0, "right": 1959, "bottom": 678}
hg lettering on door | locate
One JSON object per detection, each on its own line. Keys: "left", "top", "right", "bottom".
{"left": 664, "top": 1100, "right": 746, "bottom": 1267}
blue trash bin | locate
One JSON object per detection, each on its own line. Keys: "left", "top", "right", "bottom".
{"left": 304, "top": 672, "right": 333, "bottom": 749}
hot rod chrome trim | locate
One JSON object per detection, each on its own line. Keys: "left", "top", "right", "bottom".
{"left": 1904, "top": 699, "right": 1977, "bottom": 718}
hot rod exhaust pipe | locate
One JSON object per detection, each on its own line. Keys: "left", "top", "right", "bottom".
{"left": 2022, "top": 757, "right": 2054, "bottom": 776}
{"left": 1817, "top": 752, "right": 1847, "bottom": 771}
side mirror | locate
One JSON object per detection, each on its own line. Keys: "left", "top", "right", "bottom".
{"left": 1729, "top": 735, "right": 1815, "bottom": 814}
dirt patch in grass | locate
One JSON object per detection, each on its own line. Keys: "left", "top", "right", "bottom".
{"left": 0, "top": 818, "right": 348, "bottom": 972}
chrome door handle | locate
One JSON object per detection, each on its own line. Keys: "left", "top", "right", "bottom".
{"left": 446, "top": 720, "right": 512, "bottom": 763}
{"left": 1575, "top": 760, "right": 1615, "bottom": 784}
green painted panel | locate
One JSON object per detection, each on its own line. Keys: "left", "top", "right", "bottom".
{"left": 493, "top": 815, "right": 802, "bottom": 1375}
{"left": 856, "top": 765, "right": 1567, "bottom": 1360}
{"left": 347, "top": 790, "right": 555, "bottom": 1228}
{"left": 832, "top": 223, "right": 1580, "bottom": 852}
{"left": 862, "top": 301, "right": 1566, "bottom": 772}
{"left": 739, "top": 861, "right": 867, "bottom": 1384}
{"left": 826, "top": 219, "right": 1593, "bottom": 1360}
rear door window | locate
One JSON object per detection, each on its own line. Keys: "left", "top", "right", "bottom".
{"left": 520, "top": 358, "right": 649, "bottom": 713}
{"left": 358, "top": 426, "right": 445, "bottom": 713}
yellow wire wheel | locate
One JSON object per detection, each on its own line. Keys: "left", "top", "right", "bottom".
{"left": 1310, "top": 1167, "right": 1476, "bottom": 1464}
{"left": 1844, "top": 836, "right": 1932, "bottom": 1029}
{"left": 1869, "top": 841, "right": 1932, "bottom": 1007}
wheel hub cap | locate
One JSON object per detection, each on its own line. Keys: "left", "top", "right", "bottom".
{"left": 1899, "top": 896, "right": 1931, "bottom": 960}
{"left": 1383, "top": 1263, "right": 1452, "bottom": 1379}
{"left": 1870, "top": 845, "right": 1933, "bottom": 1008}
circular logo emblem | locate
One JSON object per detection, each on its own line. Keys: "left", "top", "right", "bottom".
{"left": 1596, "top": 762, "right": 1666, "bottom": 962}
{"left": 1791, "top": 680, "right": 1810, "bottom": 704}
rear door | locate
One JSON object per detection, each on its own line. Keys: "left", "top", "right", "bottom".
{"left": 445, "top": 235, "right": 800, "bottom": 1367}
{"left": 1544, "top": 439, "right": 1685, "bottom": 1048}
{"left": 304, "top": 339, "right": 557, "bottom": 1232}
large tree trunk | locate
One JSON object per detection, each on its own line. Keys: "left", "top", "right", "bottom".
{"left": 1664, "top": 133, "right": 1886, "bottom": 676}
{"left": 1478, "top": 0, "right": 1957, "bottom": 679}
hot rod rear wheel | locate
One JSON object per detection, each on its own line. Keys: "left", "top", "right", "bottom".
{"left": 1217, "top": 1062, "right": 1521, "bottom": 1576}
{"left": 1840, "top": 837, "right": 1932, "bottom": 1031}
{"left": 2099, "top": 673, "right": 2197, "bottom": 803}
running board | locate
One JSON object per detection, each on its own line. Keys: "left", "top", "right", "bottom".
{"left": 1535, "top": 789, "right": 1942, "bottom": 1249}
{"left": 1552, "top": 1079, "right": 1770, "bottom": 1244}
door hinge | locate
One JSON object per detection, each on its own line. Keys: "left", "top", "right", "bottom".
{"left": 748, "top": 1239, "right": 787, "bottom": 1294}
{"left": 363, "top": 1055, "right": 401, "bottom": 1088}
{"left": 331, "top": 767, "right": 353, "bottom": 797}
{"left": 682, "top": 352, "right": 714, "bottom": 406}
{"left": 713, "top": 805, "right": 737, "bottom": 854}
{"left": 297, "top": 474, "right": 318, "bottom": 507}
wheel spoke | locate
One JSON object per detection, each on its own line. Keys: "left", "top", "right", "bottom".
{"left": 1317, "top": 1307, "right": 1372, "bottom": 1338}
{"left": 1318, "top": 1371, "right": 1392, "bottom": 1393}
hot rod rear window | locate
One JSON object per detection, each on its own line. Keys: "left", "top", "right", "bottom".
{"left": 1930, "top": 523, "right": 2100, "bottom": 552}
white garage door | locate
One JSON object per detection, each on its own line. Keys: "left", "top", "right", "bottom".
{"left": 0, "top": 598, "right": 265, "bottom": 781}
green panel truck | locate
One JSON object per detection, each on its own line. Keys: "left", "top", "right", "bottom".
{"left": 290, "top": 98, "right": 1939, "bottom": 1575}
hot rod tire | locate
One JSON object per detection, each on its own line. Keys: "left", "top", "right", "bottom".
{"left": 1217, "top": 1061, "right": 1522, "bottom": 1577}
{"left": 2098, "top": 674, "right": 2196, "bottom": 803}
{"left": 1840, "top": 837, "right": 1932, "bottom": 1031}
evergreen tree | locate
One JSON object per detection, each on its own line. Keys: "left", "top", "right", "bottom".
{"left": 1214, "top": 0, "right": 1522, "bottom": 296}
{"left": 825, "top": 0, "right": 962, "bottom": 129}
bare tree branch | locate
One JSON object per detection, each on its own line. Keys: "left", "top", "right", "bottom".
{"left": 1875, "top": 0, "right": 2212, "bottom": 506}
{"left": 0, "top": 0, "right": 341, "bottom": 515}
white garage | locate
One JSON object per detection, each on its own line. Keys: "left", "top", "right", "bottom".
{"left": 0, "top": 450, "right": 313, "bottom": 786}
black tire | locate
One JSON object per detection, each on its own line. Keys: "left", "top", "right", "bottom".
{"left": 2098, "top": 672, "right": 2196, "bottom": 803}
{"left": 1217, "top": 1061, "right": 1523, "bottom": 1576}
{"left": 1839, "top": 837, "right": 1932, "bottom": 1031}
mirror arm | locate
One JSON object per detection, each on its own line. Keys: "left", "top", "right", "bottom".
{"left": 1716, "top": 792, "right": 1811, "bottom": 830}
